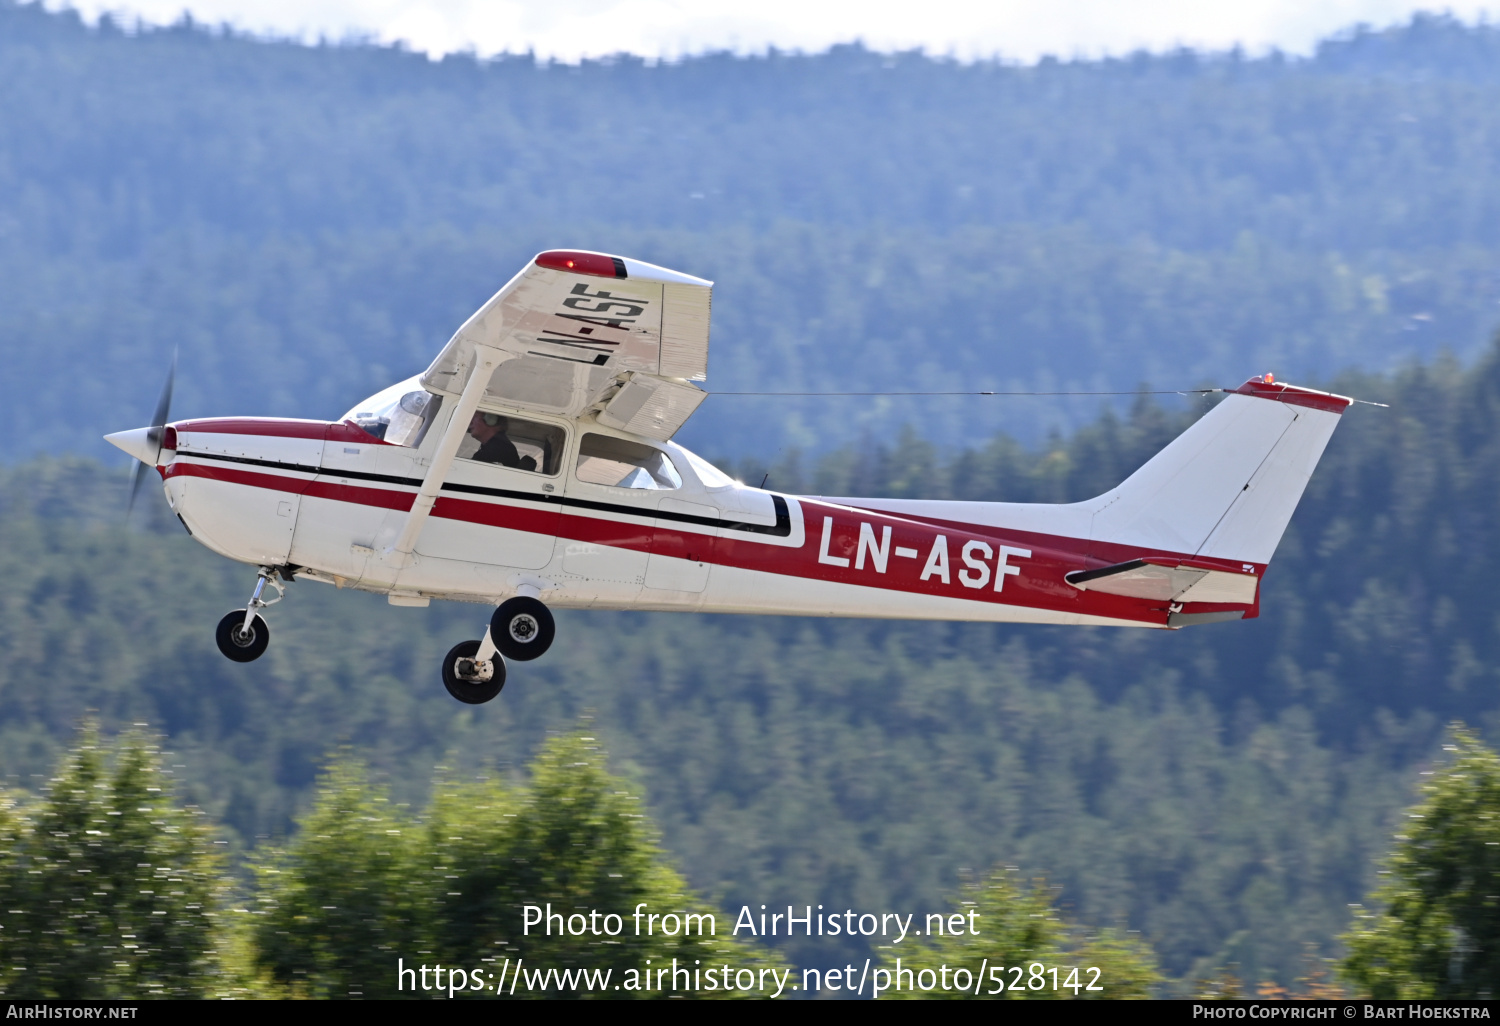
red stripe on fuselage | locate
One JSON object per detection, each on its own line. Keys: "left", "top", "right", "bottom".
{"left": 172, "top": 417, "right": 394, "bottom": 446}
{"left": 839, "top": 507, "right": 1264, "bottom": 578}
{"left": 169, "top": 459, "right": 1253, "bottom": 625}
{"left": 169, "top": 461, "right": 415, "bottom": 511}
{"left": 306, "top": 478, "right": 414, "bottom": 512}
{"left": 432, "top": 494, "right": 560, "bottom": 534}
{"left": 165, "top": 460, "right": 316, "bottom": 495}
{"left": 721, "top": 499, "right": 1170, "bottom": 624}
{"left": 174, "top": 418, "right": 330, "bottom": 439}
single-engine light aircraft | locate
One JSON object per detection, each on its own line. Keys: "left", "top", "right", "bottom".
{"left": 107, "top": 250, "right": 1352, "bottom": 704}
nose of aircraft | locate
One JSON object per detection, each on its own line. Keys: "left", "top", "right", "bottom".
{"left": 105, "top": 426, "right": 157, "bottom": 465}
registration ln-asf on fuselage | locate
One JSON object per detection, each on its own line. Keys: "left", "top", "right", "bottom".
{"left": 106, "top": 250, "right": 1353, "bottom": 704}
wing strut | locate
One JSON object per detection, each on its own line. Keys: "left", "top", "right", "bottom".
{"left": 384, "top": 346, "right": 503, "bottom": 567}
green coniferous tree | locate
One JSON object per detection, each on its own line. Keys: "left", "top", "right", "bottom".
{"left": 878, "top": 869, "right": 1158, "bottom": 999}
{"left": 0, "top": 730, "right": 226, "bottom": 998}
{"left": 254, "top": 734, "right": 783, "bottom": 999}
{"left": 423, "top": 734, "right": 776, "bottom": 998}
{"left": 1342, "top": 726, "right": 1500, "bottom": 998}
{"left": 249, "top": 759, "right": 424, "bottom": 998}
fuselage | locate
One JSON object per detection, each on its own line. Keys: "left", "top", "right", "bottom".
{"left": 155, "top": 399, "right": 1261, "bottom": 630}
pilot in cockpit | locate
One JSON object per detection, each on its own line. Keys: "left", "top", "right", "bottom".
{"left": 465, "top": 411, "right": 537, "bottom": 472}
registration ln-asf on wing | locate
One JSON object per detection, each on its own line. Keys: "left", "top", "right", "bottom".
{"left": 107, "top": 250, "right": 1353, "bottom": 704}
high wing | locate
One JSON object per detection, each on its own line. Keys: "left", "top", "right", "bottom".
{"left": 419, "top": 250, "right": 713, "bottom": 441}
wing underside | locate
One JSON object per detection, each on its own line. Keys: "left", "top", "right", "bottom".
{"left": 419, "top": 251, "right": 713, "bottom": 440}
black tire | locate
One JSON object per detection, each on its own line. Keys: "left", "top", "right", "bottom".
{"left": 215, "top": 609, "right": 270, "bottom": 663}
{"left": 490, "top": 596, "right": 555, "bottom": 662}
{"left": 442, "top": 640, "right": 505, "bottom": 704}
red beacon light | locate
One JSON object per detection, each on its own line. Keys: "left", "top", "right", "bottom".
{"left": 534, "top": 250, "right": 627, "bottom": 279}
{"left": 1263, "top": 373, "right": 1275, "bottom": 384}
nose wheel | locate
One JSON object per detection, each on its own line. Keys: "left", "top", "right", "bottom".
{"left": 216, "top": 610, "right": 269, "bottom": 662}
{"left": 214, "top": 567, "right": 285, "bottom": 663}
{"left": 490, "top": 596, "right": 555, "bottom": 662}
{"left": 442, "top": 631, "right": 506, "bottom": 704}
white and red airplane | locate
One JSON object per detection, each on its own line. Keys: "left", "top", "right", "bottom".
{"left": 106, "top": 250, "right": 1351, "bottom": 704}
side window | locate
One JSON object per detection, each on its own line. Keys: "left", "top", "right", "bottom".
{"left": 457, "top": 411, "right": 566, "bottom": 475}
{"left": 575, "top": 433, "right": 682, "bottom": 490}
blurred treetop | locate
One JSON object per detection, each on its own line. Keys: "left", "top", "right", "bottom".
{"left": 1343, "top": 726, "right": 1500, "bottom": 999}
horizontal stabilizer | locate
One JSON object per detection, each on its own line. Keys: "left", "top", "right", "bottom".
{"left": 1065, "top": 557, "right": 1258, "bottom": 604}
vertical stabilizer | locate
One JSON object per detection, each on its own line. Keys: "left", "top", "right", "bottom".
{"left": 1086, "top": 379, "right": 1351, "bottom": 565}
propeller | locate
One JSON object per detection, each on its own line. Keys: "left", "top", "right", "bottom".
{"left": 126, "top": 351, "right": 176, "bottom": 516}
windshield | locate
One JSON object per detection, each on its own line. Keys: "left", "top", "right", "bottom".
{"left": 342, "top": 377, "right": 443, "bottom": 448}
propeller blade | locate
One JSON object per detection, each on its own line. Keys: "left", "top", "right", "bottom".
{"left": 127, "top": 459, "right": 151, "bottom": 515}
{"left": 127, "top": 351, "right": 177, "bottom": 519}
{"left": 144, "top": 349, "right": 176, "bottom": 454}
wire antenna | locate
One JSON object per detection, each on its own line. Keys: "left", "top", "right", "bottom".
{"left": 706, "top": 387, "right": 1389, "bottom": 407}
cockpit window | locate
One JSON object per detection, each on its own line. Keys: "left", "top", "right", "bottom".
{"left": 458, "top": 412, "right": 565, "bottom": 475}
{"left": 344, "top": 379, "right": 443, "bottom": 448}
{"left": 576, "top": 433, "right": 682, "bottom": 490}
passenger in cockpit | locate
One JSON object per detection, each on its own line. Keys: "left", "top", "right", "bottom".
{"left": 467, "top": 412, "right": 536, "bottom": 471}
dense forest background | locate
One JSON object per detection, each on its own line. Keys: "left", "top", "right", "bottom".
{"left": 6, "top": 2, "right": 1500, "bottom": 458}
{"left": 4, "top": 0, "right": 1500, "bottom": 994}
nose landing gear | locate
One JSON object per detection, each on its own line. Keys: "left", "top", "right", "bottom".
{"left": 214, "top": 567, "right": 286, "bottom": 663}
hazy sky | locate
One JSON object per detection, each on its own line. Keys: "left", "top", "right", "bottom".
{"left": 51, "top": 0, "right": 1500, "bottom": 62}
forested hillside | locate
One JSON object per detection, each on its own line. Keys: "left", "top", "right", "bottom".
{"left": 3, "top": 3, "right": 1500, "bottom": 458}
{"left": 4, "top": 343, "right": 1498, "bottom": 985}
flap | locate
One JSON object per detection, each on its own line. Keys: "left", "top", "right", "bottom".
{"left": 596, "top": 374, "right": 709, "bottom": 441}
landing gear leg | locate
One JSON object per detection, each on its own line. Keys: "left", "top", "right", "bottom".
{"left": 215, "top": 566, "right": 284, "bottom": 663}
{"left": 442, "top": 628, "right": 506, "bottom": 704}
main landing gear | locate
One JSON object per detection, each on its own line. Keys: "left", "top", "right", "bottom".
{"left": 490, "top": 596, "right": 555, "bottom": 662}
{"left": 442, "top": 632, "right": 507, "bottom": 704}
{"left": 440, "top": 596, "right": 555, "bottom": 704}
{"left": 215, "top": 566, "right": 286, "bottom": 663}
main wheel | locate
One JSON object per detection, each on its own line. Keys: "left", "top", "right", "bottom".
{"left": 442, "top": 640, "right": 506, "bottom": 704}
{"left": 489, "top": 597, "right": 555, "bottom": 662}
{"left": 215, "top": 609, "right": 270, "bottom": 663}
